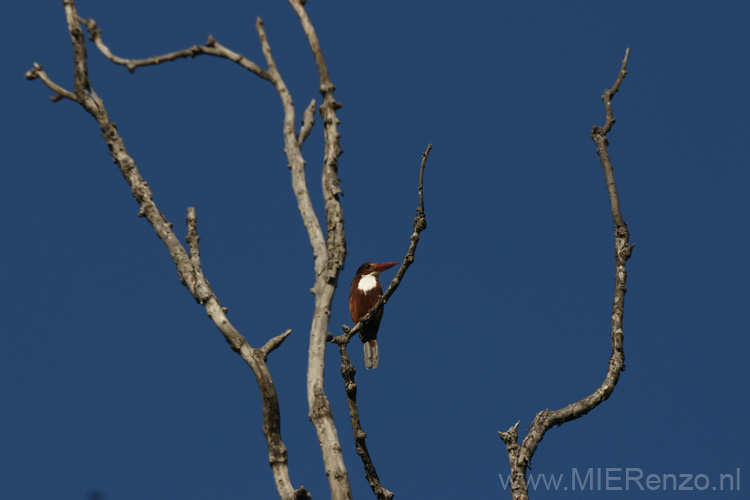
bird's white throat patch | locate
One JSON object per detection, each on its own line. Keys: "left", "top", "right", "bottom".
{"left": 357, "top": 274, "right": 378, "bottom": 292}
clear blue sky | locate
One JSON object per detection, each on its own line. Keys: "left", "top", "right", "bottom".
{"left": 3, "top": 1, "right": 748, "bottom": 499}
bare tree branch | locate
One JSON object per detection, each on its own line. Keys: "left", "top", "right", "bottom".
{"left": 333, "top": 144, "right": 432, "bottom": 346}
{"left": 328, "top": 144, "right": 431, "bottom": 498}
{"left": 26, "top": 2, "right": 307, "bottom": 499}
{"left": 72, "top": 3, "right": 353, "bottom": 496}
{"left": 78, "top": 14, "right": 326, "bottom": 151}
{"left": 282, "top": 2, "right": 353, "bottom": 498}
{"left": 79, "top": 17, "right": 273, "bottom": 81}
{"left": 498, "top": 49, "right": 634, "bottom": 500}
{"left": 337, "top": 344, "right": 394, "bottom": 500}
{"left": 31, "top": 3, "right": 435, "bottom": 499}
{"left": 258, "top": 329, "right": 292, "bottom": 358}
{"left": 23, "top": 63, "right": 78, "bottom": 102}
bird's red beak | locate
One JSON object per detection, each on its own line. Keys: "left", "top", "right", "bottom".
{"left": 373, "top": 261, "right": 398, "bottom": 273}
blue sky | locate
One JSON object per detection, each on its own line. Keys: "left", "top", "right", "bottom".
{"left": 3, "top": 1, "right": 749, "bottom": 499}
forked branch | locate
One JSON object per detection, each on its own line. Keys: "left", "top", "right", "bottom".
{"left": 498, "top": 49, "right": 634, "bottom": 500}
{"left": 28, "top": 2, "right": 432, "bottom": 499}
{"left": 66, "top": 3, "right": 353, "bottom": 496}
{"left": 26, "top": 2, "right": 307, "bottom": 499}
{"left": 330, "top": 144, "right": 431, "bottom": 500}
{"left": 283, "top": 2, "right": 351, "bottom": 498}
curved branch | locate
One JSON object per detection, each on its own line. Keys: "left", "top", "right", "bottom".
{"left": 23, "top": 63, "right": 78, "bottom": 102}
{"left": 498, "top": 49, "right": 634, "bottom": 500}
{"left": 27, "top": 3, "right": 307, "bottom": 499}
{"left": 333, "top": 144, "right": 432, "bottom": 345}
{"left": 329, "top": 145, "right": 431, "bottom": 499}
{"left": 79, "top": 17, "right": 273, "bottom": 80}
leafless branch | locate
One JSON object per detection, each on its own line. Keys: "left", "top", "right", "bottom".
{"left": 75, "top": 2, "right": 352, "bottom": 496}
{"left": 326, "top": 145, "right": 431, "bottom": 498}
{"left": 30, "top": 2, "right": 436, "bottom": 499}
{"left": 281, "top": 2, "right": 354, "bottom": 498}
{"left": 333, "top": 144, "right": 432, "bottom": 345}
{"left": 337, "top": 344, "right": 394, "bottom": 500}
{"left": 23, "top": 63, "right": 78, "bottom": 102}
{"left": 26, "top": 2, "right": 307, "bottom": 499}
{"left": 79, "top": 17, "right": 273, "bottom": 81}
{"left": 259, "top": 329, "right": 292, "bottom": 358}
{"left": 186, "top": 207, "right": 204, "bottom": 273}
{"left": 77, "top": 12, "right": 326, "bottom": 151}
{"left": 498, "top": 49, "right": 634, "bottom": 500}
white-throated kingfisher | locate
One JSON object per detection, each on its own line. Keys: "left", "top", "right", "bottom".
{"left": 349, "top": 261, "right": 398, "bottom": 369}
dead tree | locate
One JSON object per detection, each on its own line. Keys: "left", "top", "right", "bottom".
{"left": 26, "top": 1, "right": 429, "bottom": 499}
{"left": 27, "top": 2, "right": 633, "bottom": 499}
{"left": 497, "top": 49, "right": 634, "bottom": 500}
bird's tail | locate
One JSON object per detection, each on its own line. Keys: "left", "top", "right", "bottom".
{"left": 363, "top": 340, "right": 379, "bottom": 370}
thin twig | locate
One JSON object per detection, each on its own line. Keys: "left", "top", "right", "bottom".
{"left": 261, "top": 329, "right": 294, "bottom": 358}
{"left": 23, "top": 63, "right": 78, "bottom": 102}
{"left": 79, "top": 17, "right": 273, "bottom": 80}
{"left": 418, "top": 144, "right": 430, "bottom": 216}
{"left": 498, "top": 49, "right": 634, "bottom": 500}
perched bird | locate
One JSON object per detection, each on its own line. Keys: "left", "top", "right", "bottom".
{"left": 349, "top": 261, "right": 398, "bottom": 369}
